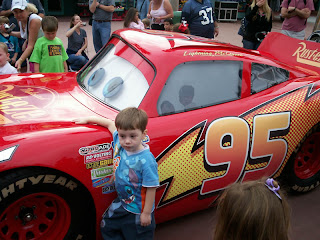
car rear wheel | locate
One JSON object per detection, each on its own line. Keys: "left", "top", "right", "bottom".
{"left": 285, "top": 126, "right": 320, "bottom": 192}
{"left": 0, "top": 168, "right": 95, "bottom": 240}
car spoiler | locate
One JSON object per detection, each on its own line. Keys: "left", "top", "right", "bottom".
{"left": 258, "top": 32, "right": 320, "bottom": 75}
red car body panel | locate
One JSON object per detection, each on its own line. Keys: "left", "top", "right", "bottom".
{"left": 0, "top": 31, "right": 320, "bottom": 239}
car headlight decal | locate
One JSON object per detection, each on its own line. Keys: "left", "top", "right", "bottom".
{"left": 0, "top": 145, "right": 18, "bottom": 163}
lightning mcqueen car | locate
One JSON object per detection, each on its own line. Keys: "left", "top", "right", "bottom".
{"left": 0, "top": 31, "right": 320, "bottom": 239}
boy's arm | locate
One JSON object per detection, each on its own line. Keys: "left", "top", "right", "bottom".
{"left": 140, "top": 187, "right": 157, "bottom": 226}
{"left": 63, "top": 61, "right": 68, "bottom": 72}
{"left": 34, "top": 63, "right": 40, "bottom": 73}
{"left": 74, "top": 116, "right": 116, "bottom": 133}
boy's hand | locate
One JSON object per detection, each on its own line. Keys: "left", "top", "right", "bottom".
{"left": 140, "top": 212, "right": 151, "bottom": 226}
{"left": 73, "top": 117, "right": 92, "bottom": 124}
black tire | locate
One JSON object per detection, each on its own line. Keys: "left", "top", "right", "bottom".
{"left": 283, "top": 125, "right": 320, "bottom": 193}
{"left": 0, "top": 167, "right": 96, "bottom": 240}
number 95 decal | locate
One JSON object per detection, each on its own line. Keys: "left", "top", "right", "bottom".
{"left": 201, "top": 112, "right": 290, "bottom": 195}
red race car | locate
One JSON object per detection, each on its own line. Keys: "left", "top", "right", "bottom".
{"left": 0, "top": 31, "right": 319, "bottom": 239}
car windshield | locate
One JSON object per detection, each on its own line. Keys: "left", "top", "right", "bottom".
{"left": 78, "top": 44, "right": 152, "bottom": 110}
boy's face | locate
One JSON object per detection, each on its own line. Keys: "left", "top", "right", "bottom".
{"left": 118, "top": 128, "right": 147, "bottom": 152}
{"left": 164, "top": 22, "right": 172, "bottom": 31}
{"left": 44, "top": 31, "right": 57, "bottom": 41}
{"left": 0, "top": 48, "right": 9, "bottom": 67}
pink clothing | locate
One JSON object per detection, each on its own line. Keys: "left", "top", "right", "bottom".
{"left": 128, "top": 20, "right": 145, "bottom": 30}
{"left": 281, "top": 0, "right": 314, "bottom": 32}
{"left": 150, "top": 0, "right": 167, "bottom": 24}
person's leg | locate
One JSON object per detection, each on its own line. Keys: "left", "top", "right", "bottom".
{"left": 254, "top": 41, "right": 261, "bottom": 50}
{"left": 68, "top": 54, "right": 88, "bottom": 71}
{"left": 101, "top": 200, "right": 126, "bottom": 240}
{"left": 92, "top": 21, "right": 102, "bottom": 53}
{"left": 242, "top": 39, "right": 255, "bottom": 50}
{"left": 139, "top": 0, "right": 149, "bottom": 19}
{"left": 99, "top": 21, "right": 111, "bottom": 48}
{"left": 121, "top": 212, "right": 156, "bottom": 240}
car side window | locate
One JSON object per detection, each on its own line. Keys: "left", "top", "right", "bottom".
{"left": 157, "top": 60, "right": 243, "bottom": 116}
{"left": 251, "top": 63, "right": 289, "bottom": 94}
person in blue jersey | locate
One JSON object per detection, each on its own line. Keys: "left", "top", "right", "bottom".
{"left": 181, "top": 0, "right": 219, "bottom": 39}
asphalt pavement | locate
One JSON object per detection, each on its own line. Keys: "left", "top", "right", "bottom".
{"left": 55, "top": 15, "right": 320, "bottom": 240}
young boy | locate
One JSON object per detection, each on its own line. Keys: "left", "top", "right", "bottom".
{"left": 30, "top": 16, "right": 68, "bottom": 73}
{"left": 75, "top": 107, "right": 159, "bottom": 239}
{"left": 0, "top": 42, "right": 18, "bottom": 74}
{"left": 164, "top": 18, "right": 173, "bottom": 31}
{"left": 142, "top": 18, "right": 151, "bottom": 29}
{"left": 0, "top": 16, "right": 20, "bottom": 66}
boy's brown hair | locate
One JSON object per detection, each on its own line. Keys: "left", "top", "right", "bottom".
{"left": 115, "top": 107, "right": 148, "bottom": 132}
{"left": 42, "top": 16, "right": 58, "bottom": 32}
{"left": 0, "top": 42, "right": 9, "bottom": 54}
{"left": 214, "top": 178, "right": 290, "bottom": 240}
{"left": 0, "top": 16, "right": 9, "bottom": 25}
{"left": 142, "top": 18, "right": 150, "bottom": 28}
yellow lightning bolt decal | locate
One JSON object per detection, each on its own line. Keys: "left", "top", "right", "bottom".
{"left": 240, "top": 83, "right": 320, "bottom": 176}
{"left": 157, "top": 122, "right": 225, "bottom": 206}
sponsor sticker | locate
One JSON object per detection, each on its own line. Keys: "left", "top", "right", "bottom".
{"left": 102, "top": 184, "right": 116, "bottom": 194}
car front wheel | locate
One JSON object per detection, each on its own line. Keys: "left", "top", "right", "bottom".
{"left": 0, "top": 168, "right": 95, "bottom": 240}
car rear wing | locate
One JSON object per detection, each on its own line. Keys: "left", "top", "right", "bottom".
{"left": 258, "top": 32, "right": 320, "bottom": 76}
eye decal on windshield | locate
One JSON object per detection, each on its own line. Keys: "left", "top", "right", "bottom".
{"left": 88, "top": 68, "right": 106, "bottom": 87}
{"left": 103, "top": 77, "right": 124, "bottom": 98}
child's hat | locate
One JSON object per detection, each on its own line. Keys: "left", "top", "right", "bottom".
{"left": 11, "top": 0, "right": 28, "bottom": 11}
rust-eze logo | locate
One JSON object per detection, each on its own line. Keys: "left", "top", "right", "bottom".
{"left": 0, "top": 85, "right": 57, "bottom": 125}
{"left": 292, "top": 42, "right": 320, "bottom": 68}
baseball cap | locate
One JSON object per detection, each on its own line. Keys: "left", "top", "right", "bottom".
{"left": 11, "top": 0, "right": 28, "bottom": 11}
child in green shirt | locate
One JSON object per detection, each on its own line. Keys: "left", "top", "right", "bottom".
{"left": 30, "top": 16, "right": 68, "bottom": 73}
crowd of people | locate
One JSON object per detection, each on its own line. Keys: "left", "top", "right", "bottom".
{"left": 0, "top": 0, "right": 315, "bottom": 74}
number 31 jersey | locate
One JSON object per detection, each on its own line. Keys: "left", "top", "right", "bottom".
{"left": 181, "top": 0, "right": 216, "bottom": 38}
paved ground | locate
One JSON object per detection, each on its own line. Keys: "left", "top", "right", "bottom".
{"left": 56, "top": 13, "right": 318, "bottom": 59}
{"left": 55, "top": 15, "right": 320, "bottom": 240}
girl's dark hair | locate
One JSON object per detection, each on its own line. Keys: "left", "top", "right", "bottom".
{"left": 70, "top": 14, "right": 79, "bottom": 28}
{"left": 213, "top": 178, "right": 291, "bottom": 240}
{"left": 124, "top": 8, "right": 139, "bottom": 28}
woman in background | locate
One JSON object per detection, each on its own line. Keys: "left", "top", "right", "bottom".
{"left": 66, "top": 14, "right": 88, "bottom": 71}
{"left": 147, "top": 0, "right": 173, "bottom": 30}
{"left": 242, "top": 0, "right": 272, "bottom": 50}
{"left": 10, "top": 0, "right": 43, "bottom": 72}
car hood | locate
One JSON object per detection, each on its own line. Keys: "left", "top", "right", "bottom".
{"left": 0, "top": 72, "right": 113, "bottom": 130}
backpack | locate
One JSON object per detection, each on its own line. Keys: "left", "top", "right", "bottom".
{"left": 238, "top": 17, "right": 248, "bottom": 36}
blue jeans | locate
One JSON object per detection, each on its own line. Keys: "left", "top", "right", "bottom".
{"left": 101, "top": 200, "right": 155, "bottom": 240}
{"left": 242, "top": 39, "right": 261, "bottom": 50}
{"left": 92, "top": 20, "right": 111, "bottom": 53}
{"left": 67, "top": 54, "right": 88, "bottom": 71}
{"left": 136, "top": 0, "right": 149, "bottom": 20}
